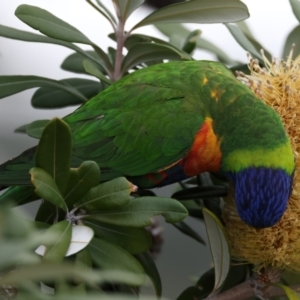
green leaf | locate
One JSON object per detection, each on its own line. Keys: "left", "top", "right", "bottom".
{"left": 15, "top": 5, "right": 92, "bottom": 44}
{"left": 30, "top": 167, "right": 67, "bottom": 211}
{"left": 132, "top": 0, "right": 249, "bottom": 30}
{"left": 182, "top": 29, "right": 201, "bottom": 54}
{"left": 64, "top": 161, "right": 101, "bottom": 208}
{"left": 92, "top": 45, "right": 114, "bottom": 74}
{"left": 273, "top": 284, "right": 300, "bottom": 300}
{"left": 155, "top": 23, "right": 234, "bottom": 63}
{"left": 89, "top": 238, "right": 145, "bottom": 284}
{"left": 109, "top": 32, "right": 171, "bottom": 49}
{"left": 282, "top": 25, "right": 300, "bottom": 59}
{"left": 25, "top": 119, "right": 49, "bottom": 139}
{"left": 0, "top": 75, "right": 87, "bottom": 102}
{"left": 0, "top": 262, "right": 148, "bottom": 288}
{"left": 96, "top": 0, "right": 117, "bottom": 24}
{"left": 290, "top": 0, "right": 300, "bottom": 23}
{"left": 0, "top": 24, "right": 107, "bottom": 70}
{"left": 75, "top": 177, "right": 134, "bottom": 211}
{"left": 85, "top": 196, "right": 188, "bottom": 227}
{"left": 236, "top": 21, "right": 272, "bottom": 59}
{"left": 113, "top": 0, "right": 144, "bottom": 20}
{"left": 76, "top": 248, "right": 93, "bottom": 268}
{"left": 173, "top": 221, "right": 205, "bottom": 245}
{"left": 61, "top": 51, "right": 105, "bottom": 74}
{"left": 0, "top": 186, "right": 38, "bottom": 206}
{"left": 35, "top": 220, "right": 72, "bottom": 262}
{"left": 224, "top": 23, "right": 262, "bottom": 60}
{"left": 83, "top": 220, "right": 151, "bottom": 254}
{"left": 83, "top": 60, "right": 113, "bottom": 85}
{"left": 32, "top": 78, "right": 102, "bottom": 108}
{"left": 203, "top": 208, "right": 230, "bottom": 295}
{"left": 135, "top": 252, "right": 162, "bottom": 297}
{"left": 35, "top": 201, "right": 56, "bottom": 224}
{"left": 122, "top": 42, "right": 191, "bottom": 73}
{"left": 35, "top": 118, "right": 72, "bottom": 193}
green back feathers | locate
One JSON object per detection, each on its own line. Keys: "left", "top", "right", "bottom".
{"left": 65, "top": 60, "right": 294, "bottom": 176}
{"left": 0, "top": 60, "right": 294, "bottom": 187}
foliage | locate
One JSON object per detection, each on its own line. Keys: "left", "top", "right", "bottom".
{"left": 1, "top": 0, "right": 300, "bottom": 299}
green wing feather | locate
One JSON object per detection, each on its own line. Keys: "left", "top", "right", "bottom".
{"left": 0, "top": 60, "right": 292, "bottom": 188}
{"left": 0, "top": 61, "right": 214, "bottom": 185}
{"left": 65, "top": 62, "right": 206, "bottom": 177}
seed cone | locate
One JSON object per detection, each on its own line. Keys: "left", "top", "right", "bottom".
{"left": 223, "top": 48, "right": 300, "bottom": 271}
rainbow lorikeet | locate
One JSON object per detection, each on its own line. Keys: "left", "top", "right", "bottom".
{"left": 0, "top": 61, "right": 295, "bottom": 228}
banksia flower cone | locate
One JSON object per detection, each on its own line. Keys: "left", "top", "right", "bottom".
{"left": 223, "top": 47, "right": 300, "bottom": 271}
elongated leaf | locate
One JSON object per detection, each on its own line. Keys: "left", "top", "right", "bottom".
{"left": 76, "top": 248, "right": 93, "bottom": 268}
{"left": 0, "top": 186, "right": 38, "bottom": 206}
{"left": 83, "top": 60, "right": 112, "bottom": 84}
{"left": 0, "top": 75, "right": 87, "bottom": 101}
{"left": 122, "top": 42, "right": 191, "bottom": 73}
{"left": 283, "top": 25, "right": 300, "bottom": 59}
{"left": 290, "top": 0, "right": 300, "bottom": 23}
{"left": 75, "top": 177, "right": 134, "bottom": 210}
{"left": 132, "top": 0, "right": 249, "bottom": 30}
{"left": 92, "top": 45, "right": 114, "bottom": 73}
{"left": 30, "top": 167, "right": 67, "bottom": 211}
{"left": 135, "top": 252, "right": 162, "bottom": 297}
{"left": 25, "top": 119, "right": 49, "bottom": 139}
{"left": 61, "top": 51, "right": 105, "bottom": 74}
{"left": 96, "top": 0, "right": 117, "bottom": 24}
{"left": 84, "top": 220, "right": 151, "bottom": 254}
{"left": 173, "top": 221, "right": 205, "bottom": 245}
{"left": 274, "top": 284, "right": 300, "bottom": 300}
{"left": 64, "top": 161, "right": 101, "bottom": 208}
{"left": 86, "top": 0, "right": 116, "bottom": 31}
{"left": 109, "top": 32, "right": 171, "bottom": 50}
{"left": 35, "top": 201, "right": 56, "bottom": 224}
{"left": 203, "top": 208, "right": 230, "bottom": 295}
{"left": 89, "top": 238, "right": 145, "bottom": 284}
{"left": 35, "top": 220, "right": 72, "bottom": 262}
{"left": 0, "top": 263, "right": 147, "bottom": 288}
{"left": 35, "top": 118, "right": 72, "bottom": 193}
{"left": 0, "top": 24, "right": 107, "bottom": 70}
{"left": 155, "top": 23, "right": 234, "bottom": 63}
{"left": 113, "top": 0, "right": 144, "bottom": 20}
{"left": 236, "top": 21, "right": 272, "bottom": 59}
{"left": 32, "top": 78, "right": 102, "bottom": 108}
{"left": 85, "top": 196, "right": 188, "bottom": 227}
{"left": 15, "top": 5, "right": 92, "bottom": 44}
{"left": 225, "top": 23, "right": 262, "bottom": 60}
{"left": 65, "top": 225, "right": 94, "bottom": 256}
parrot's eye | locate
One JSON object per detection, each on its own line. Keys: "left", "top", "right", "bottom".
{"left": 227, "top": 167, "right": 293, "bottom": 228}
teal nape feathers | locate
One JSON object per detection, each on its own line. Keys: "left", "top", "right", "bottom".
{"left": 0, "top": 60, "right": 295, "bottom": 228}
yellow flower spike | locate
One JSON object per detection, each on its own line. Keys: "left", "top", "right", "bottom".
{"left": 223, "top": 47, "right": 300, "bottom": 272}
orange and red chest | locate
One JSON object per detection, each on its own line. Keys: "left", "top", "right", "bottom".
{"left": 183, "top": 118, "right": 222, "bottom": 176}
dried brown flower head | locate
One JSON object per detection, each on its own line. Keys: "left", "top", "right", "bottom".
{"left": 223, "top": 47, "right": 300, "bottom": 271}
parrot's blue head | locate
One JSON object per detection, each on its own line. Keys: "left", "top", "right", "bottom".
{"left": 227, "top": 167, "right": 293, "bottom": 228}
